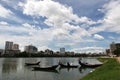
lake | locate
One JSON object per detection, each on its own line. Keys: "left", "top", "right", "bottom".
{"left": 0, "top": 58, "right": 99, "bottom": 80}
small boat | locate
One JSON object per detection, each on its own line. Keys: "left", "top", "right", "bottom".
{"left": 25, "top": 61, "right": 41, "bottom": 66}
{"left": 79, "top": 60, "right": 103, "bottom": 68}
{"left": 59, "top": 62, "right": 78, "bottom": 68}
{"left": 32, "top": 65, "right": 59, "bottom": 71}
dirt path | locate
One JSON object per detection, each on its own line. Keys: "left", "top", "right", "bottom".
{"left": 116, "top": 57, "right": 120, "bottom": 63}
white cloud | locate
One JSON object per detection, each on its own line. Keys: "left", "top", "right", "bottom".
{"left": 103, "top": 0, "right": 120, "bottom": 33}
{"left": 38, "top": 46, "right": 51, "bottom": 51}
{"left": 89, "top": 0, "right": 120, "bottom": 34}
{"left": 72, "top": 46, "right": 104, "bottom": 53}
{"left": 94, "top": 34, "right": 104, "bottom": 40}
{"left": 56, "top": 42, "right": 75, "bottom": 47}
{"left": 21, "top": 0, "right": 93, "bottom": 42}
{"left": 22, "top": 0, "right": 97, "bottom": 27}
{"left": 18, "top": 2, "right": 24, "bottom": 7}
{"left": 0, "top": 21, "right": 8, "bottom": 25}
{"left": 0, "top": 4, "right": 13, "bottom": 18}
{"left": 1, "top": 0, "right": 24, "bottom": 10}
{"left": 23, "top": 0, "right": 80, "bottom": 27}
{"left": 109, "top": 36, "right": 115, "bottom": 40}
{"left": 0, "top": 4, "right": 26, "bottom": 24}
{"left": 1, "top": 0, "right": 119, "bottom": 53}
{"left": 0, "top": 22, "right": 60, "bottom": 51}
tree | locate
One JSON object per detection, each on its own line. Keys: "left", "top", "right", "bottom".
{"left": 114, "top": 49, "right": 120, "bottom": 56}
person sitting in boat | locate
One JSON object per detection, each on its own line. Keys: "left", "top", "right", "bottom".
{"left": 85, "top": 62, "right": 88, "bottom": 64}
{"left": 67, "top": 62, "right": 70, "bottom": 66}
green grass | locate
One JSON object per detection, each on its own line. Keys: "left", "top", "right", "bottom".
{"left": 81, "top": 58, "right": 120, "bottom": 80}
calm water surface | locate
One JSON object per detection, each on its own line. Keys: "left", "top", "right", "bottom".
{"left": 0, "top": 58, "right": 99, "bottom": 80}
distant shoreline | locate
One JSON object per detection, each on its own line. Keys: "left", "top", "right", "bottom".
{"left": 0, "top": 55, "right": 107, "bottom": 58}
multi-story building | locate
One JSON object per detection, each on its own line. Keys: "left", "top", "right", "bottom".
{"left": 60, "top": 48, "right": 65, "bottom": 54}
{"left": 110, "top": 42, "right": 116, "bottom": 54}
{"left": 110, "top": 42, "right": 120, "bottom": 54}
{"left": 5, "top": 41, "right": 13, "bottom": 50}
{"left": 45, "top": 49, "right": 53, "bottom": 54}
{"left": 24, "top": 45, "right": 38, "bottom": 53}
{"left": 4, "top": 41, "right": 20, "bottom": 55}
{"left": 12, "top": 44, "right": 19, "bottom": 50}
{"left": 0, "top": 49, "right": 4, "bottom": 55}
{"left": 116, "top": 43, "right": 120, "bottom": 49}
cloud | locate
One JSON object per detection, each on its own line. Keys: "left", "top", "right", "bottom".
{"left": 0, "top": 21, "right": 8, "bottom": 25}
{"left": 23, "top": 0, "right": 80, "bottom": 27}
{"left": 94, "top": 34, "right": 104, "bottom": 40}
{"left": 38, "top": 46, "right": 51, "bottom": 51}
{"left": 103, "top": 0, "right": 120, "bottom": 33}
{"left": 109, "top": 36, "right": 115, "bottom": 40}
{"left": 0, "top": 22, "right": 49, "bottom": 50}
{"left": 1, "top": 0, "right": 24, "bottom": 10}
{"left": 1, "top": 0, "right": 119, "bottom": 53}
{"left": 0, "top": 4, "right": 27, "bottom": 24}
{"left": 72, "top": 46, "right": 104, "bottom": 53}
{"left": 21, "top": 0, "right": 93, "bottom": 42}
{"left": 23, "top": 0, "right": 97, "bottom": 26}
{"left": 89, "top": 0, "right": 120, "bottom": 34}
{"left": 0, "top": 4, "right": 13, "bottom": 18}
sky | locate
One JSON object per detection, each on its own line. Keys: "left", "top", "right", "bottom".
{"left": 0, "top": 0, "right": 120, "bottom": 53}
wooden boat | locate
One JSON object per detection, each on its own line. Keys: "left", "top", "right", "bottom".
{"left": 59, "top": 62, "right": 78, "bottom": 68}
{"left": 79, "top": 60, "right": 103, "bottom": 68}
{"left": 25, "top": 61, "right": 41, "bottom": 66}
{"left": 32, "top": 65, "right": 59, "bottom": 71}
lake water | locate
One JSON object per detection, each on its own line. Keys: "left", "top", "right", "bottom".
{"left": 0, "top": 58, "right": 99, "bottom": 80}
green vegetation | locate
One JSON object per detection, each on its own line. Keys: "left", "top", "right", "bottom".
{"left": 81, "top": 58, "right": 120, "bottom": 80}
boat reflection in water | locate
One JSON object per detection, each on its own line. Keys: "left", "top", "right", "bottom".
{"left": 32, "top": 64, "right": 59, "bottom": 73}
{"left": 2, "top": 58, "right": 18, "bottom": 74}
{"left": 0, "top": 58, "right": 98, "bottom": 80}
{"left": 32, "top": 65, "right": 59, "bottom": 73}
{"left": 25, "top": 61, "right": 41, "bottom": 66}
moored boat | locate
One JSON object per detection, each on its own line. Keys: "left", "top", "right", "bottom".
{"left": 79, "top": 60, "right": 103, "bottom": 68}
{"left": 25, "top": 61, "right": 41, "bottom": 66}
{"left": 59, "top": 62, "right": 78, "bottom": 68}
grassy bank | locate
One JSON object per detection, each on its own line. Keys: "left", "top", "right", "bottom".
{"left": 81, "top": 58, "right": 120, "bottom": 80}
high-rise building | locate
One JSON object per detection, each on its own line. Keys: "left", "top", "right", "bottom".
{"left": 115, "top": 43, "right": 120, "bottom": 49}
{"left": 0, "top": 49, "right": 4, "bottom": 55}
{"left": 110, "top": 42, "right": 116, "bottom": 54}
{"left": 24, "top": 45, "right": 38, "bottom": 53}
{"left": 5, "top": 41, "right": 13, "bottom": 50}
{"left": 4, "top": 41, "right": 20, "bottom": 55}
{"left": 110, "top": 42, "right": 120, "bottom": 54}
{"left": 12, "top": 44, "right": 19, "bottom": 50}
{"left": 60, "top": 48, "right": 65, "bottom": 54}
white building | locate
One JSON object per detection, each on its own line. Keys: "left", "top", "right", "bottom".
{"left": 60, "top": 48, "right": 65, "bottom": 54}
{"left": 24, "top": 45, "right": 38, "bottom": 53}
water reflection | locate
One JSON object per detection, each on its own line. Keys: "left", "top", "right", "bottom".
{"left": 2, "top": 58, "right": 18, "bottom": 74}
{"left": 0, "top": 58, "right": 98, "bottom": 80}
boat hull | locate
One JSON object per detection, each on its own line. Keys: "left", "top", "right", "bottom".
{"left": 79, "top": 60, "right": 103, "bottom": 68}
{"left": 59, "top": 63, "right": 78, "bottom": 68}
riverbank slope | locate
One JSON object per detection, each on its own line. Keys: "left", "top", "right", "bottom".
{"left": 81, "top": 58, "right": 120, "bottom": 80}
